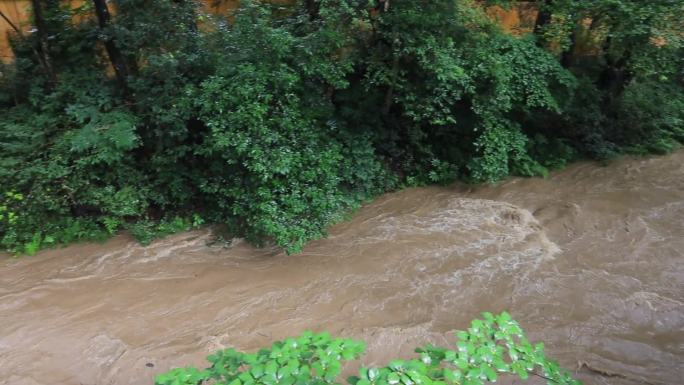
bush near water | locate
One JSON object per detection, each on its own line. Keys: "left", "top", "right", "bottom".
{"left": 154, "top": 312, "right": 580, "bottom": 385}
{"left": 1, "top": 0, "right": 683, "bottom": 254}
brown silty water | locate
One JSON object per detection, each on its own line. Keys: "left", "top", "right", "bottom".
{"left": 1, "top": 151, "right": 683, "bottom": 385}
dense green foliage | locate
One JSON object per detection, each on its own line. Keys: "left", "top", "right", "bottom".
{"left": 1, "top": 0, "right": 682, "bottom": 254}
{"left": 154, "top": 312, "right": 579, "bottom": 385}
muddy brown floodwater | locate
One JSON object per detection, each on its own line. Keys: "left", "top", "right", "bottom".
{"left": 2, "top": 151, "right": 684, "bottom": 385}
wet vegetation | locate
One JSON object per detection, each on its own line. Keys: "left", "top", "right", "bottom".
{"left": 0, "top": 0, "right": 682, "bottom": 254}
{"left": 155, "top": 312, "right": 579, "bottom": 385}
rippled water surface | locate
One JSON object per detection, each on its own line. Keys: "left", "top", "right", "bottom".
{"left": 1, "top": 151, "right": 683, "bottom": 385}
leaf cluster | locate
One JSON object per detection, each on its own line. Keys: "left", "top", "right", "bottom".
{"left": 154, "top": 312, "right": 579, "bottom": 385}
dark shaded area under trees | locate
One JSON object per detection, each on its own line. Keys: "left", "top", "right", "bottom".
{"left": 1, "top": 0, "right": 682, "bottom": 254}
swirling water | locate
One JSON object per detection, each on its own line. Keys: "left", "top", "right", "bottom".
{"left": 1, "top": 151, "right": 683, "bottom": 385}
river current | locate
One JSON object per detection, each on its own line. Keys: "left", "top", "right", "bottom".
{"left": 1, "top": 151, "right": 683, "bottom": 385}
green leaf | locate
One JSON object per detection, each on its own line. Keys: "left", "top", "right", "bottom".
{"left": 251, "top": 364, "right": 265, "bottom": 378}
{"left": 368, "top": 368, "right": 379, "bottom": 381}
{"left": 483, "top": 366, "right": 497, "bottom": 382}
{"left": 400, "top": 374, "right": 413, "bottom": 385}
{"left": 455, "top": 331, "right": 469, "bottom": 341}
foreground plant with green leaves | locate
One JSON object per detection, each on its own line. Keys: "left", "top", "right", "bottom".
{"left": 155, "top": 312, "right": 579, "bottom": 385}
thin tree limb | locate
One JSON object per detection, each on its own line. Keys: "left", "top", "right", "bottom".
{"left": 0, "top": 9, "right": 22, "bottom": 35}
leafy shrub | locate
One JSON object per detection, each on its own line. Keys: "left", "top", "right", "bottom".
{"left": 154, "top": 312, "right": 579, "bottom": 385}
{"left": 125, "top": 215, "right": 203, "bottom": 245}
{"left": 613, "top": 80, "right": 684, "bottom": 154}
{"left": 189, "top": 3, "right": 392, "bottom": 253}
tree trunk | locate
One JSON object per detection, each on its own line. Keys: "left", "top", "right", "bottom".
{"left": 598, "top": 36, "right": 631, "bottom": 110}
{"left": 92, "top": 0, "right": 130, "bottom": 94}
{"left": 305, "top": 0, "right": 319, "bottom": 20}
{"left": 382, "top": 55, "right": 399, "bottom": 115}
{"left": 561, "top": 27, "right": 577, "bottom": 68}
{"left": 533, "top": 0, "right": 551, "bottom": 37}
{"left": 30, "top": 0, "right": 56, "bottom": 85}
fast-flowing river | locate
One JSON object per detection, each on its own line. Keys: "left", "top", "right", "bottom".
{"left": 1, "top": 151, "right": 683, "bottom": 385}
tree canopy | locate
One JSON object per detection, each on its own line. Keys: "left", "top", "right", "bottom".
{"left": 1, "top": 0, "right": 682, "bottom": 254}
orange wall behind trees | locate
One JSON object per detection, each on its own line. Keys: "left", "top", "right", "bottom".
{"left": 487, "top": 2, "right": 537, "bottom": 34}
{"left": 0, "top": 0, "right": 31, "bottom": 61}
{"left": 0, "top": 0, "right": 535, "bottom": 62}
{"left": 0, "top": 1, "right": 249, "bottom": 61}
{"left": 0, "top": 0, "right": 89, "bottom": 62}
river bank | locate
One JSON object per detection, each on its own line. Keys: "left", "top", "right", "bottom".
{"left": 1, "top": 151, "right": 683, "bottom": 385}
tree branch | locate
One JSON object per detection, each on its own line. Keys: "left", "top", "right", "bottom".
{"left": 0, "top": 9, "right": 21, "bottom": 35}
